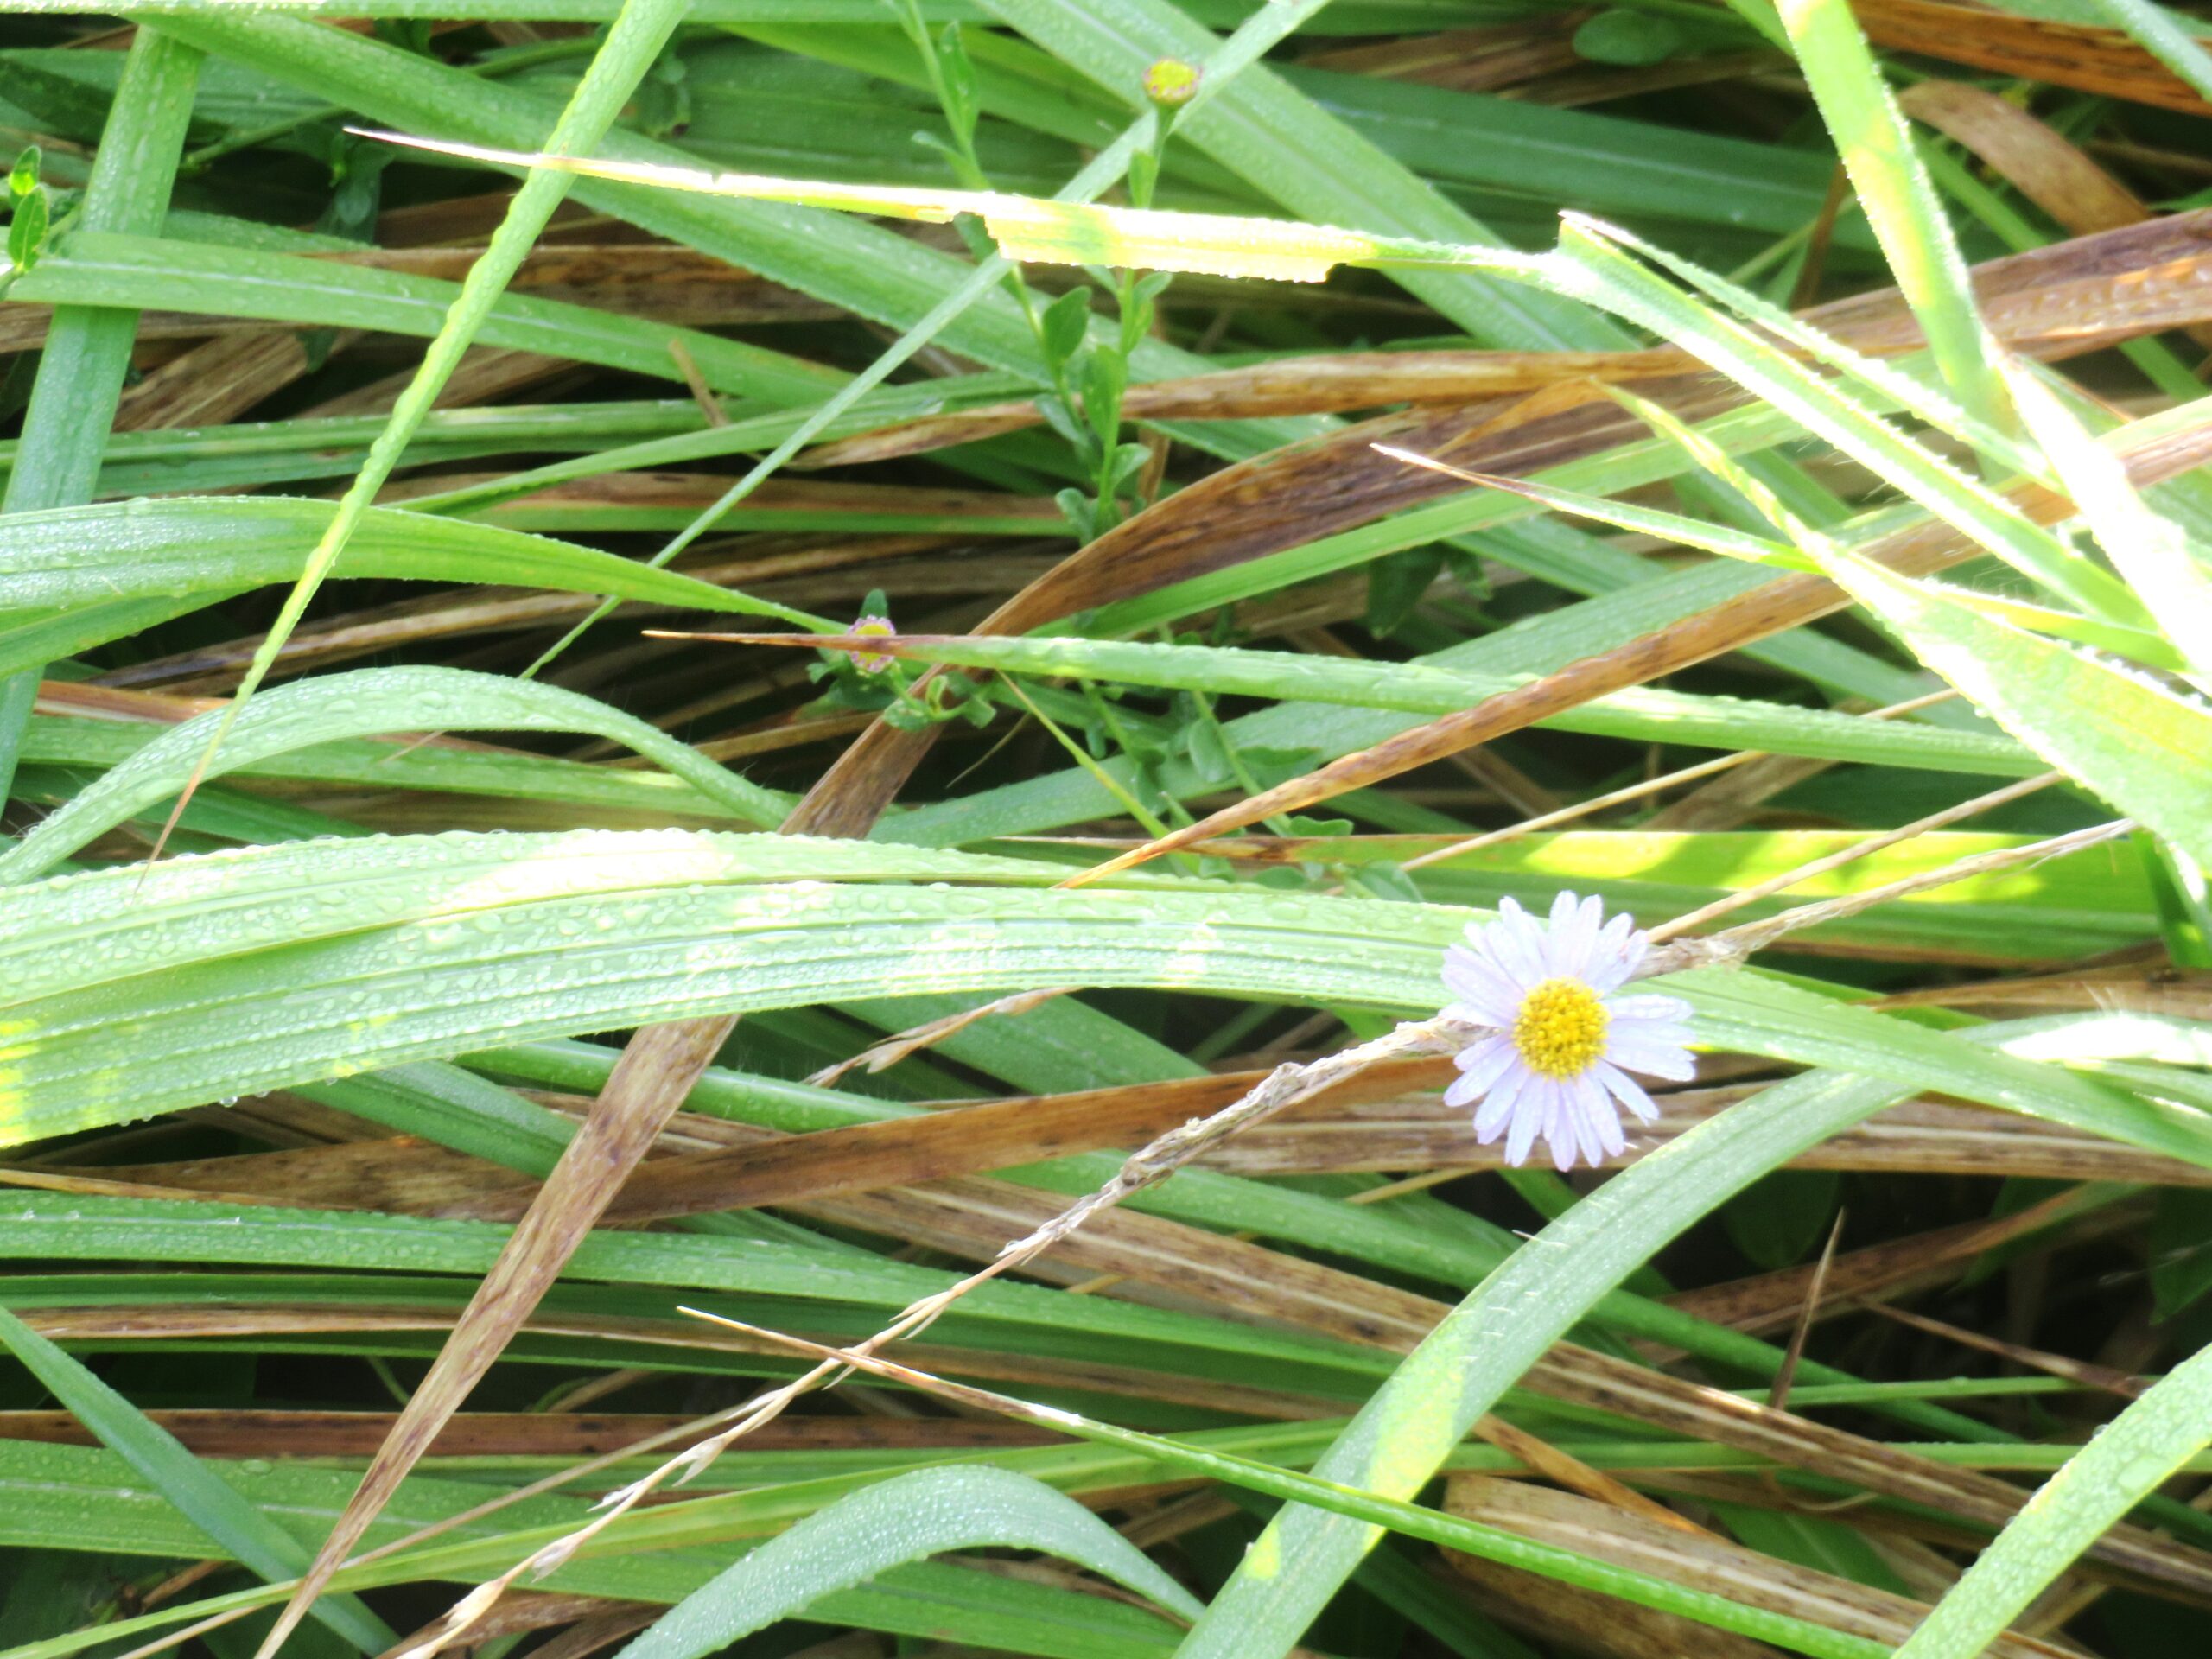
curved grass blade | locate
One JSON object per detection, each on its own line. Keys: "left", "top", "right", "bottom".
{"left": 617, "top": 1465, "right": 1200, "bottom": 1659}
{"left": 1172, "top": 1037, "right": 2064, "bottom": 1658}
{"left": 0, "top": 665, "right": 786, "bottom": 880}
{"left": 7, "top": 832, "right": 2208, "bottom": 1178}
{"left": 1782, "top": 528, "right": 2212, "bottom": 867}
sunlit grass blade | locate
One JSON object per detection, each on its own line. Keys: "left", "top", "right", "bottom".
{"left": 1770, "top": 0, "right": 2000, "bottom": 423}
{"left": 1781, "top": 533, "right": 2212, "bottom": 866}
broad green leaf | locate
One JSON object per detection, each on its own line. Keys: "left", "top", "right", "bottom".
{"left": 623, "top": 1465, "right": 1201, "bottom": 1659}
{"left": 0, "top": 1306, "right": 391, "bottom": 1651}
{"left": 0, "top": 666, "right": 787, "bottom": 880}
{"left": 4, "top": 832, "right": 2205, "bottom": 1176}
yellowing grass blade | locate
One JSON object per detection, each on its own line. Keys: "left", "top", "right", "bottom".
{"left": 356, "top": 129, "right": 1395, "bottom": 283}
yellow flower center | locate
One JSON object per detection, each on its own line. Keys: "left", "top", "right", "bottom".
{"left": 1511, "top": 978, "right": 1609, "bottom": 1078}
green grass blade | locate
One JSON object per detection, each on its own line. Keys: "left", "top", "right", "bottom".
{"left": 0, "top": 1305, "right": 392, "bottom": 1651}
{"left": 0, "top": 495, "right": 803, "bottom": 620}
{"left": 624, "top": 1465, "right": 1201, "bottom": 1659}
{"left": 2000, "top": 370, "right": 2212, "bottom": 679}
{"left": 797, "top": 630, "right": 2038, "bottom": 775}
{"left": 1786, "top": 535, "right": 2212, "bottom": 868}
{"left": 1770, "top": 0, "right": 1999, "bottom": 423}
{"left": 0, "top": 30, "right": 200, "bottom": 804}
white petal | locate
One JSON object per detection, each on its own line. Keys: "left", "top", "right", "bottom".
{"left": 1503, "top": 1077, "right": 1548, "bottom": 1166}
{"left": 1603, "top": 1028, "right": 1698, "bottom": 1080}
{"left": 1472, "top": 1062, "right": 1534, "bottom": 1139}
{"left": 1442, "top": 945, "right": 1522, "bottom": 1023}
{"left": 1446, "top": 1038, "right": 1518, "bottom": 1107}
{"left": 1544, "top": 892, "right": 1601, "bottom": 981}
{"left": 1480, "top": 906, "right": 1548, "bottom": 985}
{"left": 1569, "top": 1076, "right": 1619, "bottom": 1166}
{"left": 1595, "top": 1060, "right": 1660, "bottom": 1123}
{"left": 1585, "top": 913, "right": 1646, "bottom": 991}
{"left": 1607, "top": 993, "right": 1692, "bottom": 1024}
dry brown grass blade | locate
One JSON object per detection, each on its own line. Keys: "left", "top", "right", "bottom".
{"left": 1441, "top": 1549, "right": 1787, "bottom": 1659}
{"left": 1856, "top": 0, "right": 2212, "bottom": 117}
{"left": 18, "top": 1294, "right": 1324, "bottom": 1418}
{"left": 1855, "top": 1298, "right": 2152, "bottom": 1400}
{"left": 376, "top": 471, "right": 1062, "bottom": 531}
{"left": 1897, "top": 82, "right": 2212, "bottom": 356}
{"left": 257, "top": 1014, "right": 733, "bottom": 1656}
{"left": 1900, "top": 82, "right": 2148, "bottom": 237}
{"left": 1659, "top": 1187, "right": 2140, "bottom": 1342}
{"left": 1441, "top": 1475, "right": 2088, "bottom": 1659}
{"left": 1297, "top": 13, "right": 1595, "bottom": 92}
{"left": 804, "top": 348, "right": 1694, "bottom": 467}
{"left": 95, "top": 534, "right": 958, "bottom": 690}
{"left": 808, "top": 210, "right": 2212, "bottom": 474}
{"left": 777, "top": 211, "right": 2212, "bottom": 840}
{"left": 114, "top": 329, "right": 359, "bottom": 431}
{"left": 1058, "top": 409, "right": 2212, "bottom": 885}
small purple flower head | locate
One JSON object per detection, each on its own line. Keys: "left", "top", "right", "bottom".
{"left": 848, "top": 613, "right": 898, "bottom": 676}
{"left": 1440, "top": 893, "right": 1694, "bottom": 1173}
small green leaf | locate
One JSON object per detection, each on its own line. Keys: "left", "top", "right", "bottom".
{"left": 7, "top": 145, "right": 37, "bottom": 197}
{"left": 1573, "top": 9, "right": 1686, "bottom": 65}
{"left": 1723, "top": 1169, "right": 1841, "bottom": 1270}
{"left": 6, "top": 184, "right": 48, "bottom": 275}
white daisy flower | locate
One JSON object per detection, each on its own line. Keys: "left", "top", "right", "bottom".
{"left": 1440, "top": 893, "right": 1695, "bottom": 1173}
